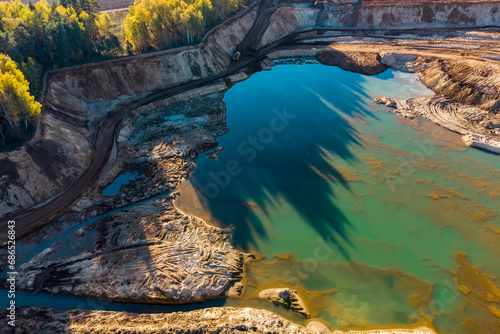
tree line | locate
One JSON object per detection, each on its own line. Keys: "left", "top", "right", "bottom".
{"left": 1, "top": 0, "right": 117, "bottom": 98}
{"left": 0, "top": 0, "right": 118, "bottom": 148}
{"left": 124, "top": 0, "right": 244, "bottom": 53}
{"left": 0, "top": 0, "right": 246, "bottom": 148}
{"left": 0, "top": 53, "right": 40, "bottom": 147}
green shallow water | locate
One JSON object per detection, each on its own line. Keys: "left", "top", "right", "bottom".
{"left": 179, "top": 63, "right": 500, "bottom": 333}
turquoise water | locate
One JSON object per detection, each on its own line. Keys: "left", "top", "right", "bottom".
{"left": 102, "top": 171, "right": 145, "bottom": 196}
{"left": 180, "top": 64, "right": 500, "bottom": 333}
{"left": 0, "top": 291, "right": 225, "bottom": 313}
{"left": 164, "top": 114, "right": 185, "bottom": 121}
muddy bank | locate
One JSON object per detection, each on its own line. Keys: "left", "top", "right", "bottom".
{"left": 258, "top": 288, "right": 310, "bottom": 318}
{"left": 0, "top": 306, "right": 437, "bottom": 334}
{"left": 9, "top": 199, "right": 248, "bottom": 303}
{"left": 2, "top": 84, "right": 256, "bottom": 303}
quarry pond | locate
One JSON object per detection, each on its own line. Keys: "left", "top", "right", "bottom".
{"left": 3, "top": 63, "right": 500, "bottom": 334}
{"left": 177, "top": 63, "right": 500, "bottom": 333}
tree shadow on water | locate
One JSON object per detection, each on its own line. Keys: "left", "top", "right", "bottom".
{"left": 190, "top": 65, "right": 379, "bottom": 260}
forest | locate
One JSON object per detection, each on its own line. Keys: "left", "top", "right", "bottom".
{"left": 0, "top": 0, "right": 116, "bottom": 148}
{"left": 124, "top": 0, "right": 243, "bottom": 53}
{"left": 0, "top": 0, "right": 245, "bottom": 149}
{"left": 0, "top": 53, "right": 40, "bottom": 147}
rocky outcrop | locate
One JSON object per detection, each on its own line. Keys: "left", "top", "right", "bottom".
{"left": 374, "top": 96, "right": 500, "bottom": 153}
{"left": 0, "top": 306, "right": 438, "bottom": 334}
{"left": 258, "top": 1, "right": 500, "bottom": 49}
{"left": 0, "top": 307, "right": 312, "bottom": 334}
{"left": 341, "top": 2, "right": 500, "bottom": 28}
{"left": 378, "top": 52, "right": 427, "bottom": 73}
{"left": 419, "top": 58, "right": 500, "bottom": 112}
{"left": 463, "top": 133, "right": 500, "bottom": 154}
{"left": 259, "top": 287, "right": 310, "bottom": 318}
{"left": 316, "top": 50, "right": 387, "bottom": 75}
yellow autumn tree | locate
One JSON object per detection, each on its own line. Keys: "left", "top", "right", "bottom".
{"left": 97, "top": 12, "right": 112, "bottom": 35}
{"left": 0, "top": 54, "right": 41, "bottom": 145}
{"left": 124, "top": 0, "right": 242, "bottom": 54}
{"left": 124, "top": 2, "right": 151, "bottom": 53}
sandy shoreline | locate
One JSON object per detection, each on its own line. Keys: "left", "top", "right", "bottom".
{"left": 0, "top": 307, "right": 438, "bottom": 334}
{"left": 334, "top": 329, "right": 435, "bottom": 334}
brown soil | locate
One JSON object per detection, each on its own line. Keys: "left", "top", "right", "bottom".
{"left": 0, "top": 306, "right": 437, "bottom": 334}
{"left": 0, "top": 307, "right": 311, "bottom": 334}
{"left": 420, "top": 59, "right": 500, "bottom": 112}
{"left": 316, "top": 50, "right": 387, "bottom": 75}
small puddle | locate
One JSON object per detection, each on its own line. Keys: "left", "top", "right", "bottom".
{"left": 164, "top": 114, "right": 185, "bottom": 121}
{"left": 102, "top": 172, "right": 145, "bottom": 196}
